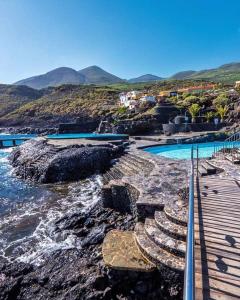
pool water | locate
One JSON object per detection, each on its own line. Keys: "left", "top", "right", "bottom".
{"left": 0, "top": 134, "right": 36, "bottom": 147}
{"left": 144, "top": 141, "right": 240, "bottom": 159}
{"left": 47, "top": 133, "right": 128, "bottom": 140}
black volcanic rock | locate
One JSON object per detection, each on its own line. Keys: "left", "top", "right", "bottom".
{"left": 10, "top": 139, "right": 122, "bottom": 183}
{"left": 0, "top": 202, "right": 183, "bottom": 300}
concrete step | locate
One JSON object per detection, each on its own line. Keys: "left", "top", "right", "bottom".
{"left": 136, "top": 195, "right": 165, "bottom": 220}
{"left": 102, "top": 230, "right": 156, "bottom": 272}
{"left": 134, "top": 223, "right": 185, "bottom": 272}
{"left": 201, "top": 162, "right": 217, "bottom": 175}
{"left": 114, "top": 163, "right": 136, "bottom": 176}
{"left": 198, "top": 166, "right": 208, "bottom": 177}
{"left": 155, "top": 211, "right": 187, "bottom": 241}
{"left": 144, "top": 218, "right": 186, "bottom": 257}
{"left": 164, "top": 201, "right": 188, "bottom": 227}
{"left": 116, "top": 159, "right": 143, "bottom": 174}
{"left": 118, "top": 157, "right": 147, "bottom": 172}
{"left": 225, "top": 154, "right": 240, "bottom": 164}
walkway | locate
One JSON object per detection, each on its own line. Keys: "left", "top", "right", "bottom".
{"left": 195, "top": 176, "right": 240, "bottom": 299}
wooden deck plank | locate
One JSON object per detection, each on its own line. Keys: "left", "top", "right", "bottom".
{"left": 195, "top": 176, "right": 240, "bottom": 299}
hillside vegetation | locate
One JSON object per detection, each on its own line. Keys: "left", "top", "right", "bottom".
{"left": 0, "top": 79, "right": 224, "bottom": 127}
{"left": 0, "top": 84, "right": 43, "bottom": 117}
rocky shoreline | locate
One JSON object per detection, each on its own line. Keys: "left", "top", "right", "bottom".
{"left": 9, "top": 139, "right": 124, "bottom": 183}
{"left": 0, "top": 140, "right": 186, "bottom": 300}
{"left": 0, "top": 202, "right": 183, "bottom": 300}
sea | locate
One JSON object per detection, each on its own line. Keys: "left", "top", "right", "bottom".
{"left": 0, "top": 148, "right": 102, "bottom": 266}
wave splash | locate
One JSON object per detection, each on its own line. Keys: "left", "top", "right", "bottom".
{"left": 0, "top": 149, "right": 102, "bottom": 266}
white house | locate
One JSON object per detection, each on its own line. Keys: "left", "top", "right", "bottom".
{"left": 139, "top": 95, "right": 156, "bottom": 104}
{"left": 119, "top": 91, "right": 141, "bottom": 107}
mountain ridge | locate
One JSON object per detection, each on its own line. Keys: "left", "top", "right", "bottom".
{"left": 14, "top": 61, "right": 240, "bottom": 89}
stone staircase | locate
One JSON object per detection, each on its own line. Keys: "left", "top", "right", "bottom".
{"left": 198, "top": 161, "right": 217, "bottom": 177}
{"left": 134, "top": 200, "right": 187, "bottom": 272}
{"left": 102, "top": 151, "right": 189, "bottom": 273}
{"left": 103, "top": 197, "right": 187, "bottom": 272}
{"left": 31, "top": 147, "right": 60, "bottom": 167}
{"left": 102, "top": 153, "right": 154, "bottom": 184}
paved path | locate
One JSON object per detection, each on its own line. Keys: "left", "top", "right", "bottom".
{"left": 195, "top": 176, "right": 240, "bottom": 299}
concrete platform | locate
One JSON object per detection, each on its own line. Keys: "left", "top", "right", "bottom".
{"left": 102, "top": 230, "right": 155, "bottom": 272}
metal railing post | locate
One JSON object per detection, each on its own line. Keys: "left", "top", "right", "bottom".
{"left": 184, "top": 146, "right": 195, "bottom": 300}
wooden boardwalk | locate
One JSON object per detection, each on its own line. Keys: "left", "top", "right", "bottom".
{"left": 195, "top": 176, "right": 240, "bottom": 299}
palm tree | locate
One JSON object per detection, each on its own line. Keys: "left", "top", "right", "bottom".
{"left": 216, "top": 105, "right": 228, "bottom": 123}
{"left": 188, "top": 103, "right": 201, "bottom": 123}
{"left": 205, "top": 111, "right": 215, "bottom": 123}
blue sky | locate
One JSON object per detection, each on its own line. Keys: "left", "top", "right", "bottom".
{"left": 1, "top": 0, "right": 240, "bottom": 83}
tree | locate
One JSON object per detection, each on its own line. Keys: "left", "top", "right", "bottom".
{"left": 216, "top": 105, "right": 228, "bottom": 123}
{"left": 188, "top": 103, "right": 201, "bottom": 123}
{"left": 205, "top": 111, "right": 215, "bottom": 123}
{"left": 183, "top": 95, "right": 198, "bottom": 107}
{"left": 213, "top": 93, "right": 229, "bottom": 107}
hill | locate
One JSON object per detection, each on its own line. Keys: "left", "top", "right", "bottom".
{"left": 171, "top": 70, "right": 196, "bottom": 80}
{"left": 128, "top": 74, "right": 163, "bottom": 83}
{"left": 15, "top": 66, "right": 124, "bottom": 89}
{"left": 0, "top": 84, "right": 43, "bottom": 118}
{"left": 15, "top": 67, "right": 86, "bottom": 90}
{"left": 187, "top": 62, "right": 240, "bottom": 83}
{"left": 78, "top": 66, "right": 124, "bottom": 85}
{"left": 171, "top": 62, "right": 240, "bottom": 83}
{"left": 0, "top": 85, "right": 121, "bottom": 126}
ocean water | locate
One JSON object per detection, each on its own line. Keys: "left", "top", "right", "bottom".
{"left": 144, "top": 141, "right": 240, "bottom": 160}
{"left": 0, "top": 149, "right": 102, "bottom": 265}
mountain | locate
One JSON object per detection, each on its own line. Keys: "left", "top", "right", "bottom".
{"left": 15, "top": 67, "right": 86, "bottom": 90}
{"left": 171, "top": 70, "right": 196, "bottom": 80}
{"left": 15, "top": 66, "right": 124, "bottom": 89}
{"left": 171, "top": 62, "right": 240, "bottom": 83}
{"left": 78, "top": 65, "right": 124, "bottom": 85}
{"left": 186, "top": 62, "right": 240, "bottom": 83}
{"left": 128, "top": 74, "right": 163, "bottom": 83}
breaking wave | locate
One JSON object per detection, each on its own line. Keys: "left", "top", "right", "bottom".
{"left": 0, "top": 149, "right": 102, "bottom": 265}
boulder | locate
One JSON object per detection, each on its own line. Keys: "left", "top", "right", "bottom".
{"left": 10, "top": 139, "right": 122, "bottom": 183}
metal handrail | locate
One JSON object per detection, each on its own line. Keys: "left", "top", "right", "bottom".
{"left": 184, "top": 146, "right": 196, "bottom": 300}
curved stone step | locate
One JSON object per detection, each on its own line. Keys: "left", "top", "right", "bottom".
{"left": 155, "top": 211, "right": 187, "bottom": 241}
{"left": 118, "top": 158, "right": 146, "bottom": 173}
{"left": 144, "top": 218, "right": 186, "bottom": 257}
{"left": 114, "top": 164, "right": 136, "bottom": 176}
{"left": 164, "top": 201, "right": 188, "bottom": 226}
{"left": 134, "top": 223, "right": 185, "bottom": 272}
{"left": 126, "top": 155, "right": 153, "bottom": 172}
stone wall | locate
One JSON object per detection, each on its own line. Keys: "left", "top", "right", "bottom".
{"left": 162, "top": 122, "right": 232, "bottom": 135}
{"left": 101, "top": 180, "right": 139, "bottom": 218}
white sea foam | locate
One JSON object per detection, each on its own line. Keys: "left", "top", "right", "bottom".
{"left": 0, "top": 173, "right": 102, "bottom": 265}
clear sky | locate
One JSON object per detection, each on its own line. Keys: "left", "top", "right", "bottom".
{"left": 1, "top": 0, "right": 240, "bottom": 83}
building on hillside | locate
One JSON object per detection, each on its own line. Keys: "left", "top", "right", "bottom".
{"left": 159, "top": 90, "right": 178, "bottom": 97}
{"left": 178, "top": 84, "right": 216, "bottom": 94}
{"left": 119, "top": 91, "right": 156, "bottom": 108}
{"left": 235, "top": 81, "right": 240, "bottom": 89}
{"left": 139, "top": 95, "right": 156, "bottom": 104}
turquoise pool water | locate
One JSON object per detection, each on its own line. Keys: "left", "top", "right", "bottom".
{"left": 144, "top": 141, "right": 240, "bottom": 159}
{"left": 0, "top": 134, "right": 36, "bottom": 147}
{"left": 47, "top": 133, "right": 128, "bottom": 140}
{"left": 0, "top": 133, "right": 128, "bottom": 147}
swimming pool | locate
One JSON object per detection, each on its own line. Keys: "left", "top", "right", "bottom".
{"left": 47, "top": 133, "right": 129, "bottom": 140}
{"left": 0, "top": 134, "right": 37, "bottom": 147}
{"left": 144, "top": 141, "right": 240, "bottom": 159}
